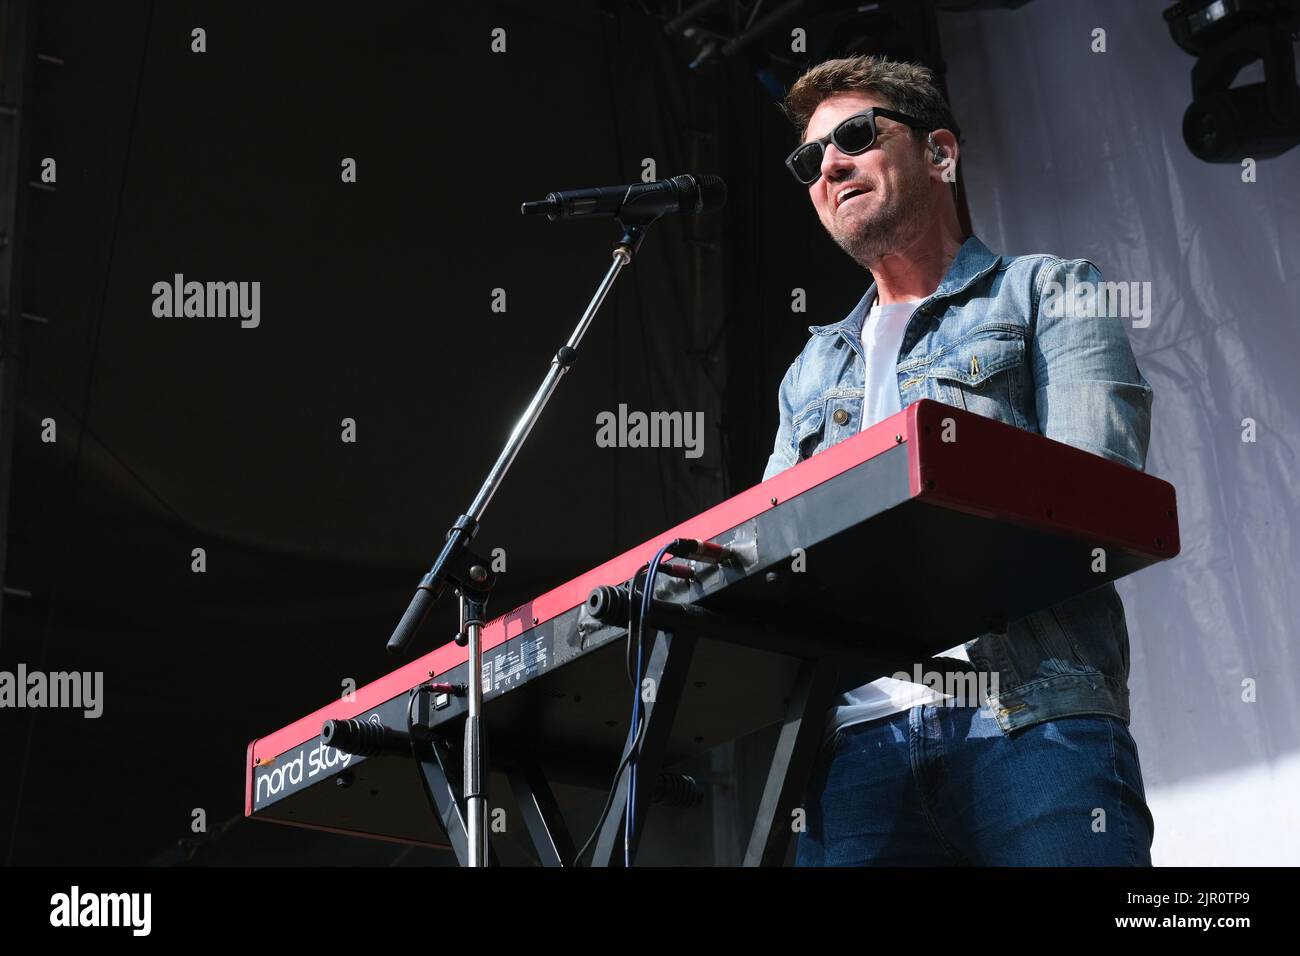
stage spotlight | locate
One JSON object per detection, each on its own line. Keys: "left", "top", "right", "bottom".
{"left": 1163, "top": 0, "right": 1300, "bottom": 162}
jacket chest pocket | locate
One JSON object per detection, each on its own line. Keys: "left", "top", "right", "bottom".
{"left": 790, "top": 393, "right": 863, "bottom": 463}
{"left": 791, "top": 402, "right": 826, "bottom": 463}
{"left": 923, "top": 328, "right": 1028, "bottom": 429}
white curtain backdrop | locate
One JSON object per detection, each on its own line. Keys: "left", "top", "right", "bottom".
{"left": 938, "top": 0, "right": 1300, "bottom": 865}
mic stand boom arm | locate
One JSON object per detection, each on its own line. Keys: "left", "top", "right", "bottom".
{"left": 386, "top": 217, "right": 655, "bottom": 655}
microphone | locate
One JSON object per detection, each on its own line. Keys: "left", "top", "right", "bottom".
{"left": 521, "top": 173, "right": 726, "bottom": 221}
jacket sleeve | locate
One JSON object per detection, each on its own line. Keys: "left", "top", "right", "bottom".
{"left": 1029, "top": 258, "right": 1153, "bottom": 472}
{"left": 762, "top": 355, "right": 802, "bottom": 482}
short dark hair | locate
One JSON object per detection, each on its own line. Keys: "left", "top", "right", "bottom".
{"left": 783, "top": 54, "right": 961, "bottom": 146}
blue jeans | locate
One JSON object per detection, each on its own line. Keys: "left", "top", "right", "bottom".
{"left": 796, "top": 704, "right": 1154, "bottom": 866}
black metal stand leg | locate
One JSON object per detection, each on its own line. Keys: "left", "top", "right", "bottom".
{"left": 507, "top": 762, "right": 577, "bottom": 868}
{"left": 414, "top": 736, "right": 503, "bottom": 867}
{"left": 743, "top": 656, "right": 840, "bottom": 867}
{"left": 416, "top": 737, "right": 472, "bottom": 866}
{"left": 591, "top": 629, "right": 696, "bottom": 867}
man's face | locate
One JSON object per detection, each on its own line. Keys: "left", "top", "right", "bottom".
{"left": 802, "top": 91, "right": 934, "bottom": 268}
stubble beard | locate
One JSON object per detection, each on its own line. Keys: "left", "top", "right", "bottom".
{"left": 827, "top": 165, "right": 931, "bottom": 271}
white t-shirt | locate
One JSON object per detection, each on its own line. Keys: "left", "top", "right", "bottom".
{"left": 826, "top": 295, "right": 970, "bottom": 739}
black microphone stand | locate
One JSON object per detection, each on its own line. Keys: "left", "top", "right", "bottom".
{"left": 385, "top": 213, "right": 661, "bottom": 867}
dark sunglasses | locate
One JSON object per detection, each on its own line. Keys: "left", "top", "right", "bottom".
{"left": 786, "top": 107, "right": 934, "bottom": 185}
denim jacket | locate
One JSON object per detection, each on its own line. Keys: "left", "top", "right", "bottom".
{"left": 762, "top": 235, "right": 1153, "bottom": 734}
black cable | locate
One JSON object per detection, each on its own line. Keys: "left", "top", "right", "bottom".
{"left": 409, "top": 683, "right": 527, "bottom": 866}
{"left": 626, "top": 544, "right": 674, "bottom": 863}
{"left": 572, "top": 711, "right": 646, "bottom": 867}
{"left": 573, "top": 562, "right": 655, "bottom": 867}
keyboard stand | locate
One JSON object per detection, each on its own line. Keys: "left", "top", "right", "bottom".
{"left": 408, "top": 594, "right": 894, "bottom": 866}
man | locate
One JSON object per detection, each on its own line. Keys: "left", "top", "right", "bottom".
{"left": 763, "top": 55, "right": 1156, "bottom": 866}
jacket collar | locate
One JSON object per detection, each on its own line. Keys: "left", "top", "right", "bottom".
{"left": 808, "top": 234, "right": 1002, "bottom": 338}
